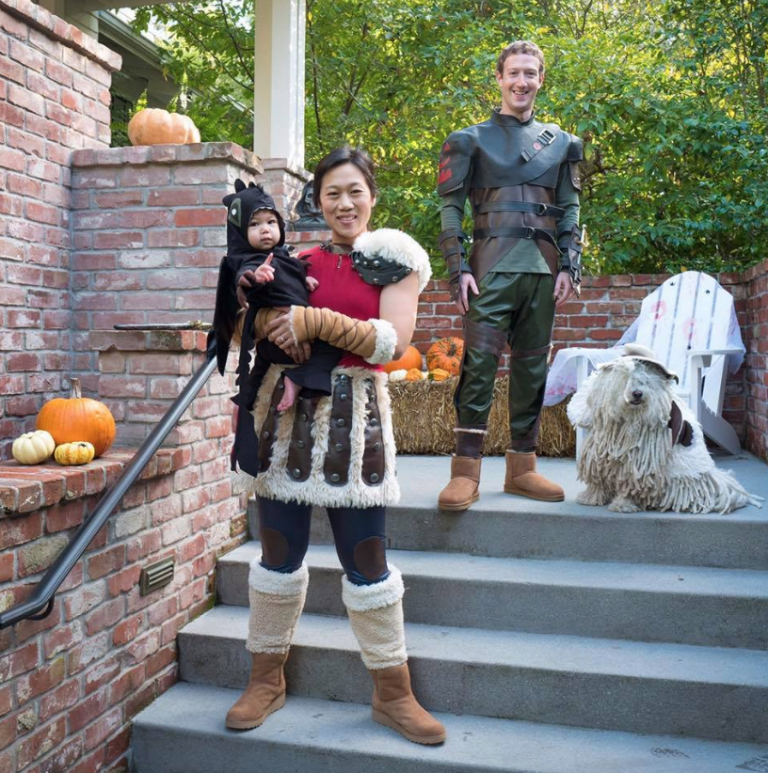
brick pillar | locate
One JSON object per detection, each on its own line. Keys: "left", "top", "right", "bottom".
{"left": 256, "top": 157, "right": 311, "bottom": 220}
{"left": 0, "top": 0, "right": 121, "bottom": 457}
{"left": 88, "top": 329, "right": 234, "bottom": 450}
{"left": 69, "top": 143, "right": 263, "bottom": 389}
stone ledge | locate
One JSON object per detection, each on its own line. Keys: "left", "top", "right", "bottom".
{"left": 70, "top": 142, "right": 262, "bottom": 173}
{"left": 0, "top": 0, "right": 122, "bottom": 71}
{"left": 0, "top": 448, "right": 187, "bottom": 517}
{"left": 89, "top": 329, "right": 209, "bottom": 354}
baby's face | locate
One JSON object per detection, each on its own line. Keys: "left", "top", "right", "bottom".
{"left": 247, "top": 210, "right": 281, "bottom": 250}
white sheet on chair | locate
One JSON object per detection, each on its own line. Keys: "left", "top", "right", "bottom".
{"left": 544, "top": 307, "right": 745, "bottom": 407}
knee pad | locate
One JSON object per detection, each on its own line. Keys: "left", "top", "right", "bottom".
{"left": 260, "top": 526, "right": 290, "bottom": 569}
{"left": 352, "top": 535, "right": 389, "bottom": 582}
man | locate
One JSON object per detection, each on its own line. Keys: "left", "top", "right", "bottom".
{"left": 437, "top": 40, "right": 585, "bottom": 512}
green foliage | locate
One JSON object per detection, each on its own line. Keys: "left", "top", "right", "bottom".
{"left": 131, "top": 0, "right": 768, "bottom": 274}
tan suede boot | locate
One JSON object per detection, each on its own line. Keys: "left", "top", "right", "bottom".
{"left": 504, "top": 450, "right": 564, "bottom": 502}
{"left": 226, "top": 561, "right": 309, "bottom": 730}
{"left": 225, "top": 652, "right": 287, "bottom": 730}
{"left": 342, "top": 567, "right": 446, "bottom": 745}
{"left": 437, "top": 427, "right": 485, "bottom": 512}
{"left": 438, "top": 456, "right": 482, "bottom": 512}
{"left": 371, "top": 664, "right": 446, "bottom": 745}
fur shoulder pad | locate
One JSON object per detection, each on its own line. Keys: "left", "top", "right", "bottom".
{"left": 352, "top": 229, "right": 432, "bottom": 292}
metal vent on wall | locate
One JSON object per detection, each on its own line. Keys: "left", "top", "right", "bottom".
{"left": 139, "top": 557, "right": 175, "bottom": 596}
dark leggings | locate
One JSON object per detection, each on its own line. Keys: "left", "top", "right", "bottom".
{"left": 257, "top": 496, "right": 389, "bottom": 586}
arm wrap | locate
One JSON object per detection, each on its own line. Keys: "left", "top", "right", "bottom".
{"left": 558, "top": 224, "right": 585, "bottom": 289}
{"left": 286, "top": 306, "right": 398, "bottom": 365}
{"left": 438, "top": 228, "right": 471, "bottom": 301}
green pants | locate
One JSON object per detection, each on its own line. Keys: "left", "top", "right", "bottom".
{"left": 454, "top": 272, "right": 555, "bottom": 451}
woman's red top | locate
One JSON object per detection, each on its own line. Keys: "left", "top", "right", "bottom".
{"left": 300, "top": 244, "right": 384, "bottom": 370}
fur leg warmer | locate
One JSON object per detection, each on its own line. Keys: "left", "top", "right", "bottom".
{"left": 342, "top": 566, "right": 407, "bottom": 670}
{"left": 246, "top": 560, "right": 309, "bottom": 654}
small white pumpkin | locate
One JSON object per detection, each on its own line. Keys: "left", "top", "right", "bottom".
{"left": 12, "top": 430, "right": 56, "bottom": 465}
{"left": 388, "top": 369, "right": 408, "bottom": 382}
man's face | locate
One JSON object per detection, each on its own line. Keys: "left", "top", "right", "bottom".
{"left": 495, "top": 53, "right": 544, "bottom": 118}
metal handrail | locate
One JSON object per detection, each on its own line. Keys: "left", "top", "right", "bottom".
{"left": 0, "top": 338, "right": 218, "bottom": 630}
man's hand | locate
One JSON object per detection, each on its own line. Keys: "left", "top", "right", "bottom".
{"left": 554, "top": 271, "right": 574, "bottom": 308}
{"left": 237, "top": 253, "right": 275, "bottom": 309}
{"left": 455, "top": 272, "right": 479, "bottom": 315}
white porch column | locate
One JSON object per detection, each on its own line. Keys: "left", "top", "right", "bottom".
{"left": 253, "top": 0, "right": 306, "bottom": 169}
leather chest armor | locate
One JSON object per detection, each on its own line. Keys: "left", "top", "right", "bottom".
{"left": 438, "top": 111, "right": 582, "bottom": 280}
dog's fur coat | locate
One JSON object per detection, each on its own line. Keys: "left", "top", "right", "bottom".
{"left": 567, "top": 355, "right": 761, "bottom": 514}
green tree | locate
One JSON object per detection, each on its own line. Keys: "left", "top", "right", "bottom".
{"left": 129, "top": 0, "right": 768, "bottom": 274}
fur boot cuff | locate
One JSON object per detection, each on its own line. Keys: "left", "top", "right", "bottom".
{"left": 341, "top": 565, "right": 404, "bottom": 612}
{"left": 248, "top": 559, "right": 309, "bottom": 596}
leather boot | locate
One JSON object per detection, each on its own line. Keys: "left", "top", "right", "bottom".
{"left": 437, "top": 427, "right": 485, "bottom": 512}
{"left": 225, "top": 652, "right": 287, "bottom": 730}
{"left": 371, "top": 664, "right": 446, "bottom": 745}
{"left": 504, "top": 450, "right": 564, "bottom": 502}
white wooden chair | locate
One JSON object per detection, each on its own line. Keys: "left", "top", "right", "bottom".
{"left": 545, "top": 272, "right": 746, "bottom": 455}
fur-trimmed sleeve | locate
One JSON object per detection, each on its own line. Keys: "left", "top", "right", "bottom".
{"left": 353, "top": 229, "right": 432, "bottom": 293}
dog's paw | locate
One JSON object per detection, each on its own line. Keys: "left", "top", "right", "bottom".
{"left": 608, "top": 497, "right": 641, "bottom": 513}
{"left": 577, "top": 487, "right": 610, "bottom": 506}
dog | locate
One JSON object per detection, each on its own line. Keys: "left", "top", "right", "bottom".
{"left": 567, "top": 344, "right": 762, "bottom": 514}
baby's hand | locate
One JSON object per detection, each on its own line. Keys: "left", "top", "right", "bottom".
{"left": 305, "top": 276, "right": 319, "bottom": 292}
{"left": 253, "top": 253, "right": 275, "bottom": 284}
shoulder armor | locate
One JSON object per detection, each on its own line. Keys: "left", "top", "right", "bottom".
{"left": 437, "top": 130, "right": 474, "bottom": 197}
{"left": 567, "top": 134, "right": 584, "bottom": 162}
{"left": 352, "top": 229, "right": 432, "bottom": 292}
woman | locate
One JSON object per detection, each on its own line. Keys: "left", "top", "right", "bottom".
{"left": 224, "top": 147, "right": 445, "bottom": 745}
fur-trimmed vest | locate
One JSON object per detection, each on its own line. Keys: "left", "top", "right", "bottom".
{"left": 243, "top": 229, "right": 431, "bottom": 508}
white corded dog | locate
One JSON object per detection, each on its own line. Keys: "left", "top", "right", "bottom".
{"left": 567, "top": 344, "right": 762, "bottom": 514}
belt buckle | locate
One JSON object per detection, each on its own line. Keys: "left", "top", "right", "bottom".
{"left": 536, "top": 203, "right": 548, "bottom": 216}
{"left": 524, "top": 226, "right": 535, "bottom": 239}
{"left": 539, "top": 129, "right": 555, "bottom": 145}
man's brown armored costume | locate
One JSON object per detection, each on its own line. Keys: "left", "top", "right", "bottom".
{"left": 437, "top": 109, "right": 585, "bottom": 510}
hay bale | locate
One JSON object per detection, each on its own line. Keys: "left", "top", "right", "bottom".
{"left": 388, "top": 377, "right": 574, "bottom": 457}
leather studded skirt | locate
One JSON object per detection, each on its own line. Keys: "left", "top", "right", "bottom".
{"left": 247, "top": 364, "right": 400, "bottom": 508}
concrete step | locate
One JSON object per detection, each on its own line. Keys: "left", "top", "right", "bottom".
{"left": 132, "top": 682, "right": 768, "bottom": 773}
{"left": 246, "top": 455, "right": 768, "bottom": 569}
{"left": 178, "top": 606, "right": 768, "bottom": 743}
{"left": 218, "top": 542, "right": 768, "bottom": 649}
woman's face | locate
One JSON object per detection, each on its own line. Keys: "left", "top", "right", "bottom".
{"left": 318, "top": 163, "right": 376, "bottom": 244}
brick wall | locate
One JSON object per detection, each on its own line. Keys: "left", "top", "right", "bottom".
{"left": 0, "top": 0, "right": 121, "bottom": 455}
{"left": 413, "top": 270, "right": 765, "bottom": 455}
{"left": 68, "top": 144, "right": 262, "bottom": 394}
{"left": 0, "top": 331, "right": 247, "bottom": 773}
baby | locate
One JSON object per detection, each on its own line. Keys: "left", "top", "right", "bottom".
{"left": 210, "top": 180, "right": 341, "bottom": 475}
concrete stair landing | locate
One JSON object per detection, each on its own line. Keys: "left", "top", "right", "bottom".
{"left": 132, "top": 454, "right": 768, "bottom": 772}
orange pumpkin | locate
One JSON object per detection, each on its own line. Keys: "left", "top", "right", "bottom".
{"left": 405, "top": 368, "right": 425, "bottom": 382}
{"left": 127, "top": 108, "right": 201, "bottom": 146}
{"left": 426, "top": 337, "right": 464, "bottom": 376}
{"left": 383, "top": 345, "right": 423, "bottom": 374}
{"left": 36, "top": 378, "right": 116, "bottom": 457}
